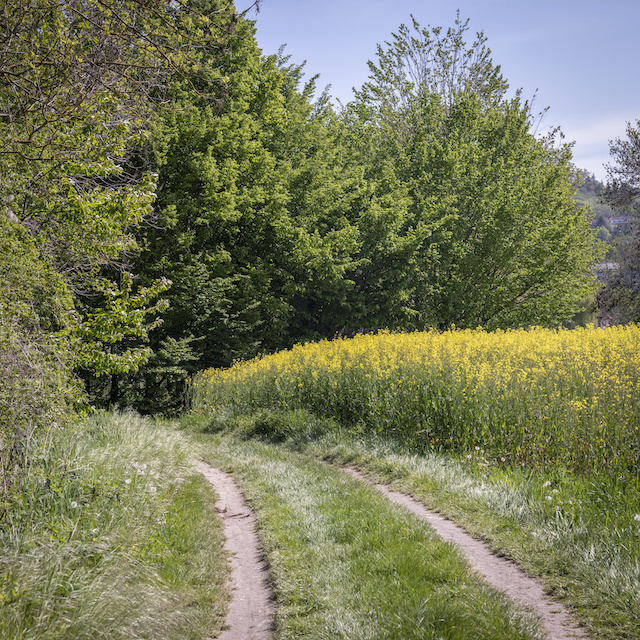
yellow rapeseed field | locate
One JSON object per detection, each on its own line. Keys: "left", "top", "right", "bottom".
{"left": 191, "top": 326, "right": 640, "bottom": 476}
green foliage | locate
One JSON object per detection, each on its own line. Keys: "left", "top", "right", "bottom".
{"left": 356, "top": 12, "right": 509, "bottom": 114}
{"left": 0, "top": 217, "right": 79, "bottom": 499}
{"left": 573, "top": 170, "right": 619, "bottom": 248}
{"left": 118, "top": 27, "right": 367, "bottom": 411}
{"left": 74, "top": 274, "right": 171, "bottom": 376}
{"left": 604, "top": 119, "right": 640, "bottom": 212}
{"left": 597, "top": 120, "right": 640, "bottom": 323}
{"left": 0, "top": 0, "right": 244, "bottom": 496}
{"left": 346, "top": 16, "right": 602, "bottom": 329}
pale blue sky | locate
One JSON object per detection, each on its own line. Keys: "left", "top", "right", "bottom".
{"left": 248, "top": 0, "right": 639, "bottom": 181}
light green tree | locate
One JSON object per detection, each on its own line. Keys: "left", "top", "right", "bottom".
{"left": 0, "top": 0, "right": 247, "bottom": 494}
{"left": 345, "top": 14, "right": 602, "bottom": 330}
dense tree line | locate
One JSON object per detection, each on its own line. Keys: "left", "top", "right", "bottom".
{"left": 105, "top": 13, "right": 600, "bottom": 413}
{"left": 1, "top": 0, "right": 254, "bottom": 498}
{"left": 2, "top": 1, "right": 605, "bottom": 466}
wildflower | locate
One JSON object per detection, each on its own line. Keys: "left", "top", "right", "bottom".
{"left": 634, "top": 514, "right": 640, "bottom": 522}
{"left": 70, "top": 501, "right": 78, "bottom": 508}
{"left": 125, "top": 478, "right": 132, "bottom": 485}
{"left": 543, "top": 481, "right": 551, "bottom": 487}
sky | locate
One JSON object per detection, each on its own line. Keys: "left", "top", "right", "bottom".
{"left": 247, "top": 0, "right": 639, "bottom": 182}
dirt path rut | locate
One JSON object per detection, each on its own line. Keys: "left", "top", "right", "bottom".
{"left": 196, "top": 459, "right": 589, "bottom": 640}
{"left": 196, "top": 462, "right": 274, "bottom": 640}
{"left": 344, "top": 468, "right": 588, "bottom": 640}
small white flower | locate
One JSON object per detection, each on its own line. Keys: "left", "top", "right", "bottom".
{"left": 546, "top": 496, "right": 552, "bottom": 501}
{"left": 148, "top": 485, "right": 156, "bottom": 494}
{"left": 543, "top": 481, "right": 551, "bottom": 487}
{"left": 125, "top": 478, "right": 132, "bottom": 485}
{"left": 634, "top": 514, "right": 640, "bottom": 522}
{"left": 70, "top": 501, "right": 78, "bottom": 508}
{"left": 92, "top": 528, "right": 99, "bottom": 535}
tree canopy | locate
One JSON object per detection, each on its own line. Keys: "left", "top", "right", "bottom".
{"left": 1, "top": 6, "right": 603, "bottom": 423}
{"left": 0, "top": 0, "right": 251, "bottom": 493}
{"left": 342, "top": 15, "right": 601, "bottom": 331}
{"left": 597, "top": 120, "right": 640, "bottom": 323}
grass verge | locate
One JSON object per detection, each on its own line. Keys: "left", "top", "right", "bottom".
{"left": 0, "top": 410, "right": 229, "bottom": 640}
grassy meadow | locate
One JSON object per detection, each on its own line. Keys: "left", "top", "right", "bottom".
{"left": 197, "top": 435, "right": 547, "bottom": 640}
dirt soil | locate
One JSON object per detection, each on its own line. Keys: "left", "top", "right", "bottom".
{"left": 198, "top": 460, "right": 589, "bottom": 640}
{"left": 196, "top": 462, "right": 274, "bottom": 640}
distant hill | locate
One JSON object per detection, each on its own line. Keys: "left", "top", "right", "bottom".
{"left": 574, "top": 170, "right": 616, "bottom": 221}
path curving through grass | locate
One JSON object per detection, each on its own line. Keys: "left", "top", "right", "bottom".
{"left": 344, "top": 468, "right": 588, "bottom": 640}
{"left": 197, "top": 437, "right": 593, "bottom": 640}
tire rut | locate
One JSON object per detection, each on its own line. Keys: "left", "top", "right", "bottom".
{"left": 197, "top": 459, "right": 589, "bottom": 640}
{"left": 196, "top": 461, "right": 274, "bottom": 640}
{"left": 344, "top": 468, "right": 589, "bottom": 640}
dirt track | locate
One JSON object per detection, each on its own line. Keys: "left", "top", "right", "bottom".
{"left": 196, "top": 462, "right": 274, "bottom": 640}
{"left": 344, "top": 468, "right": 588, "bottom": 640}
{"left": 198, "top": 460, "right": 588, "bottom": 640}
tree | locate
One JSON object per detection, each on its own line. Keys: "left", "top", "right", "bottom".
{"left": 0, "top": 215, "right": 78, "bottom": 501}
{"left": 603, "top": 120, "right": 640, "bottom": 211}
{"left": 344, "top": 15, "right": 602, "bottom": 330}
{"left": 109, "top": 30, "right": 365, "bottom": 412}
{"left": 597, "top": 120, "right": 640, "bottom": 323}
{"left": 0, "top": 0, "right": 261, "bottom": 376}
{"left": 359, "top": 12, "right": 509, "bottom": 117}
{"left": 0, "top": 0, "right": 253, "bottom": 495}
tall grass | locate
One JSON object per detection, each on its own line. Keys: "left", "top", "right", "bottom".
{"left": 0, "top": 410, "right": 229, "bottom": 640}
{"left": 190, "top": 326, "right": 640, "bottom": 479}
